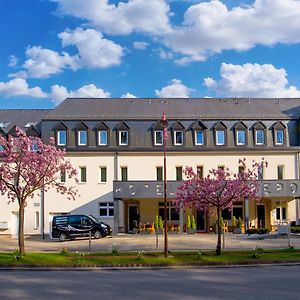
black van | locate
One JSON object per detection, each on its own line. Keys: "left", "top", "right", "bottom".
{"left": 52, "top": 214, "right": 112, "bottom": 242}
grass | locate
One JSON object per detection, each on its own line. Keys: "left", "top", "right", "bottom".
{"left": 0, "top": 248, "right": 300, "bottom": 267}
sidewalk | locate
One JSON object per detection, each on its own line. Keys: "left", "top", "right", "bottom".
{"left": 0, "top": 233, "right": 299, "bottom": 253}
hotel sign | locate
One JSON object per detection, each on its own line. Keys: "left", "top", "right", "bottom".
{"left": 113, "top": 180, "right": 300, "bottom": 199}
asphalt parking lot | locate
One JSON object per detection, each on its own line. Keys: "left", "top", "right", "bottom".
{"left": 0, "top": 233, "right": 299, "bottom": 253}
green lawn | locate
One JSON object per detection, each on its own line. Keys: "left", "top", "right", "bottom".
{"left": 1, "top": 248, "right": 300, "bottom": 267}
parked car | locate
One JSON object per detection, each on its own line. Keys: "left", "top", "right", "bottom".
{"left": 52, "top": 214, "right": 112, "bottom": 242}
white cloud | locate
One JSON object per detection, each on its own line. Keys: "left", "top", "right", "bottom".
{"left": 59, "top": 28, "right": 124, "bottom": 69}
{"left": 50, "top": 84, "right": 110, "bottom": 105}
{"left": 155, "top": 79, "right": 193, "bottom": 98}
{"left": 163, "top": 0, "right": 300, "bottom": 63}
{"left": 0, "top": 78, "right": 46, "bottom": 98}
{"left": 204, "top": 63, "right": 300, "bottom": 98}
{"left": 52, "top": 0, "right": 171, "bottom": 35}
{"left": 133, "top": 41, "right": 149, "bottom": 50}
{"left": 121, "top": 92, "right": 137, "bottom": 98}
{"left": 158, "top": 48, "right": 173, "bottom": 60}
{"left": 8, "top": 55, "right": 18, "bottom": 67}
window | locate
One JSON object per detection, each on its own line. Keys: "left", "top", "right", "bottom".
{"left": 34, "top": 212, "right": 39, "bottom": 230}
{"left": 232, "top": 205, "right": 243, "bottom": 220}
{"left": 176, "top": 166, "right": 183, "bottom": 181}
{"left": 60, "top": 169, "right": 66, "bottom": 183}
{"left": 255, "top": 129, "right": 265, "bottom": 145}
{"left": 99, "top": 202, "right": 114, "bottom": 217}
{"left": 159, "top": 202, "right": 179, "bottom": 221}
{"left": 238, "top": 166, "right": 245, "bottom": 174}
{"left": 99, "top": 167, "right": 107, "bottom": 183}
{"left": 195, "top": 131, "right": 204, "bottom": 145}
{"left": 216, "top": 130, "right": 225, "bottom": 145}
{"left": 197, "top": 166, "right": 203, "bottom": 178}
{"left": 57, "top": 130, "right": 67, "bottom": 146}
{"left": 25, "top": 122, "right": 37, "bottom": 128}
{"left": 121, "top": 166, "right": 128, "bottom": 181}
{"left": 32, "top": 142, "right": 38, "bottom": 152}
{"left": 276, "top": 202, "right": 287, "bottom": 221}
{"left": 98, "top": 131, "right": 108, "bottom": 145}
{"left": 218, "top": 165, "right": 225, "bottom": 171}
{"left": 156, "top": 166, "right": 163, "bottom": 181}
{"left": 275, "top": 129, "right": 284, "bottom": 145}
{"left": 174, "top": 131, "right": 183, "bottom": 145}
{"left": 79, "top": 166, "right": 87, "bottom": 183}
{"left": 154, "top": 130, "right": 163, "bottom": 145}
{"left": 277, "top": 165, "right": 284, "bottom": 180}
{"left": 258, "top": 166, "right": 264, "bottom": 180}
{"left": 78, "top": 130, "right": 87, "bottom": 146}
{"left": 222, "top": 208, "right": 231, "bottom": 220}
{"left": 119, "top": 131, "right": 128, "bottom": 145}
{"left": 236, "top": 130, "right": 246, "bottom": 145}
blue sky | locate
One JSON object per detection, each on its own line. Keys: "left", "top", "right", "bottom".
{"left": 1, "top": 0, "right": 300, "bottom": 108}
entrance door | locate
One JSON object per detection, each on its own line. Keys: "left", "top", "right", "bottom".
{"left": 128, "top": 205, "right": 139, "bottom": 232}
{"left": 196, "top": 211, "right": 206, "bottom": 231}
{"left": 257, "top": 205, "right": 265, "bottom": 228}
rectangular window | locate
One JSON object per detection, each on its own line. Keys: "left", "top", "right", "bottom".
{"left": 99, "top": 202, "right": 114, "bottom": 217}
{"left": 78, "top": 130, "right": 87, "bottom": 146}
{"left": 276, "top": 207, "right": 281, "bottom": 220}
{"left": 238, "top": 166, "right": 245, "bottom": 174}
{"left": 99, "top": 167, "right": 107, "bottom": 183}
{"left": 34, "top": 211, "right": 39, "bottom": 230}
{"left": 258, "top": 166, "right": 264, "bottom": 180}
{"left": 216, "top": 130, "right": 225, "bottom": 145}
{"left": 197, "top": 166, "right": 203, "bottom": 179}
{"left": 218, "top": 165, "right": 225, "bottom": 171}
{"left": 159, "top": 202, "right": 179, "bottom": 221}
{"left": 121, "top": 166, "right": 128, "bottom": 181}
{"left": 176, "top": 166, "right": 183, "bottom": 181}
{"left": 277, "top": 165, "right": 284, "bottom": 180}
{"left": 60, "top": 169, "right": 66, "bottom": 183}
{"left": 174, "top": 131, "right": 183, "bottom": 145}
{"left": 57, "top": 130, "right": 67, "bottom": 146}
{"left": 156, "top": 166, "right": 163, "bottom": 181}
{"left": 275, "top": 129, "right": 284, "bottom": 145}
{"left": 222, "top": 208, "right": 231, "bottom": 220}
{"left": 154, "top": 130, "right": 163, "bottom": 145}
{"left": 195, "top": 131, "right": 204, "bottom": 145}
{"left": 255, "top": 129, "right": 265, "bottom": 145}
{"left": 119, "top": 131, "right": 128, "bottom": 145}
{"left": 236, "top": 130, "right": 246, "bottom": 145}
{"left": 98, "top": 131, "right": 108, "bottom": 145}
{"left": 79, "top": 166, "right": 87, "bottom": 183}
{"left": 232, "top": 206, "right": 243, "bottom": 220}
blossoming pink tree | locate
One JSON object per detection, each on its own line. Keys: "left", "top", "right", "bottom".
{"left": 175, "top": 159, "right": 267, "bottom": 255}
{"left": 0, "top": 128, "right": 77, "bottom": 255}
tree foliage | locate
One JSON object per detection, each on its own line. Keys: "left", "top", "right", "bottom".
{"left": 175, "top": 158, "right": 267, "bottom": 255}
{"left": 0, "top": 128, "right": 78, "bottom": 254}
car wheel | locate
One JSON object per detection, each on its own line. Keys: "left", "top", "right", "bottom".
{"left": 59, "top": 233, "right": 67, "bottom": 242}
{"left": 94, "top": 230, "right": 101, "bottom": 239}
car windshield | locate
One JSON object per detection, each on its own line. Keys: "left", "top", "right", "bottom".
{"left": 89, "top": 215, "right": 99, "bottom": 223}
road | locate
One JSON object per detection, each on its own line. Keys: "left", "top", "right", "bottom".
{"left": 0, "top": 265, "right": 299, "bottom": 300}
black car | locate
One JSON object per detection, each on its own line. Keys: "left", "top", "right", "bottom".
{"left": 52, "top": 214, "right": 112, "bottom": 242}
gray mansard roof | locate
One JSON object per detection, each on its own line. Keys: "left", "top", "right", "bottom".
{"left": 44, "top": 98, "right": 300, "bottom": 120}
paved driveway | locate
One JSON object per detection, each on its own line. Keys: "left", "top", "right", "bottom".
{"left": 0, "top": 233, "right": 299, "bottom": 253}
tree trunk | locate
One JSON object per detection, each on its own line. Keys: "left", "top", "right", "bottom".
{"left": 18, "top": 201, "right": 25, "bottom": 255}
{"left": 216, "top": 205, "right": 221, "bottom": 255}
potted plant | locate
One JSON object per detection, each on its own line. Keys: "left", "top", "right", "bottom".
{"left": 186, "top": 215, "right": 191, "bottom": 233}
{"left": 231, "top": 216, "right": 237, "bottom": 233}
{"left": 234, "top": 217, "right": 243, "bottom": 234}
{"left": 187, "top": 215, "right": 196, "bottom": 234}
{"left": 154, "top": 214, "right": 163, "bottom": 234}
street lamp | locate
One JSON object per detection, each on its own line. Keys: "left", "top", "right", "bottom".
{"left": 160, "top": 112, "right": 169, "bottom": 257}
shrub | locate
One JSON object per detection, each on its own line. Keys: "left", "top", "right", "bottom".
{"left": 291, "top": 226, "right": 300, "bottom": 233}
{"left": 236, "top": 217, "right": 243, "bottom": 228}
{"left": 191, "top": 215, "right": 196, "bottom": 230}
{"left": 231, "top": 216, "right": 237, "bottom": 228}
{"left": 158, "top": 216, "right": 163, "bottom": 230}
{"left": 246, "top": 228, "right": 269, "bottom": 235}
{"left": 154, "top": 214, "right": 159, "bottom": 230}
{"left": 186, "top": 215, "right": 191, "bottom": 229}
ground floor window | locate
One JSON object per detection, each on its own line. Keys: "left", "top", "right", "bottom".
{"left": 158, "top": 202, "right": 179, "bottom": 221}
{"left": 222, "top": 203, "right": 243, "bottom": 220}
{"left": 99, "top": 202, "right": 114, "bottom": 217}
{"left": 276, "top": 201, "right": 287, "bottom": 222}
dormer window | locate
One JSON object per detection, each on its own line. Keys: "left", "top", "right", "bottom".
{"left": 275, "top": 129, "right": 284, "bottom": 145}
{"left": 195, "top": 131, "right": 204, "bottom": 145}
{"left": 236, "top": 130, "right": 246, "bottom": 145}
{"left": 216, "top": 130, "right": 225, "bottom": 145}
{"left": 255, "top": 129, "right": 265, "bottom": 145}
{"left": 174, "top": 131, "right": 183, "bottom": 145}
{"left": 119, "top": 131, "right": 128, "bottom": 145}
{"left": 154, "top": 130, "right": 163, "bottom": 146}
{"left": 214, "top": 121, "right": 227, "bottom": 146}
{"left": 78, "top": 130, "right": 87, "bottom": 146}
{"left": 98, "top": 131, "right": 107, "bottom": 145}
{"left": 57, "top": 130, "right": 67, "bottom": 146}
